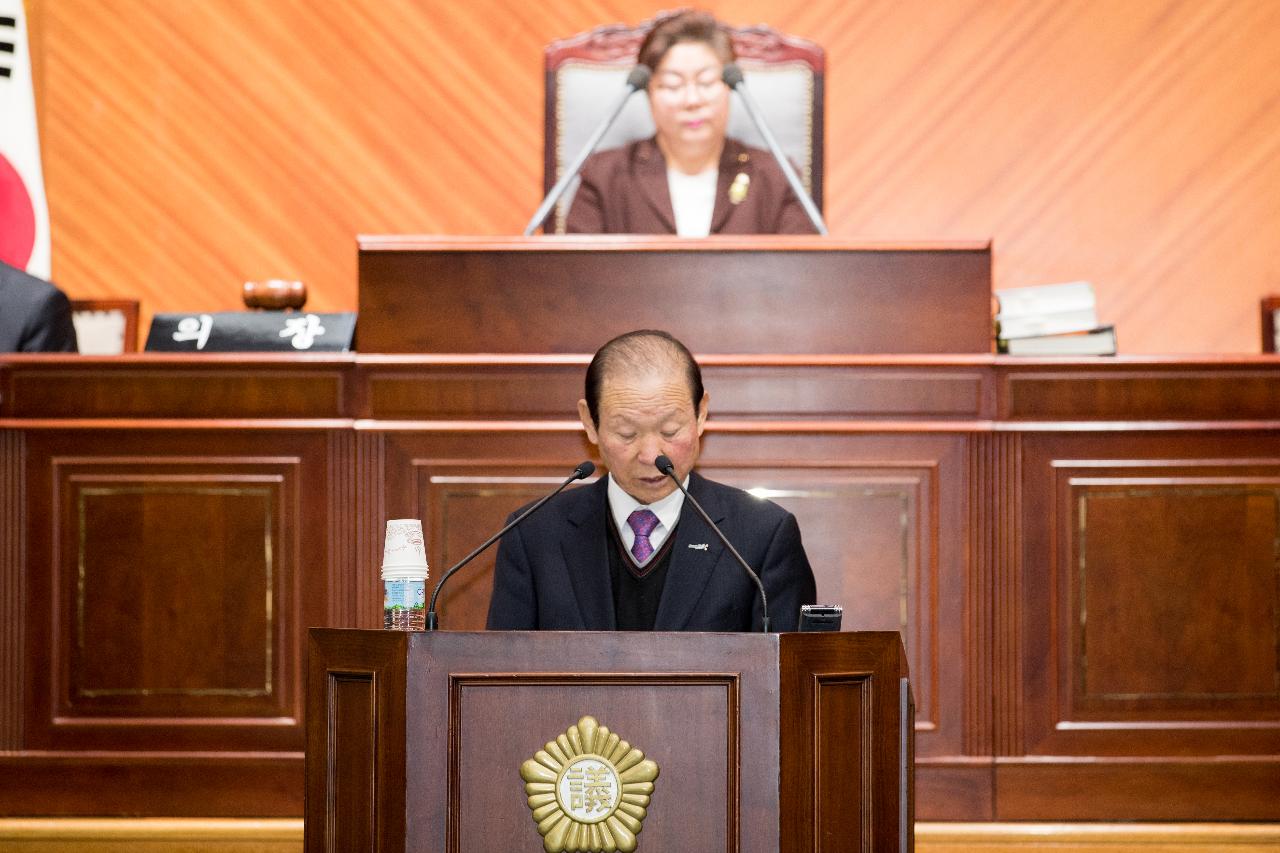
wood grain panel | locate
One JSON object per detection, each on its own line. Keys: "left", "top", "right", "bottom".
{"left": 0, "top": 431, "right": 23, "bottom": 751}
{"left": 1019, "top": 435, "right": 1280, "bottom": 762}
{"left": 28, "top": 0, "right": 1280, "bottom": 353}
{"left": 21, "top": 428, "right": 333, "bottom": 758}
{"left": 67, "top": 481, "right": 280, "bottom": 719}
{"left": 1004, "top": 371, "right": 1280, "bottom": 421}
{"left": 1073, "top": 484, "right": 1279, "bottom": 711}
{"left": 778, "top": 631, "right": 909, "bottom": 853}
{"left": 814, "top": 675, "right": 872, "bottom": 850}
{"left": 994, "top": 758, "right": 1280, "bottom": 822}
{"left": 707, "top": 465, "right": 938, "bottom": 732}
{"left": 452, "top": 678, "right": 734, "bottom": 853}
{"left": 360, "top": 360, "right": 992, "bottom": 421}
{"left": 353, "top": 431, "right": 385, "bottom": 629}
{"left": 356, "top": 239, "right": 993, "bottom": 355}
{"left": 325, "top": 431, "right": 357, "bottom": 627}
{"left": 327, "top": 673, "right": 377, "bottom": 853}
{"left": 0, "top": 754, "right": 303, "bottom": 817}
{"left": 2, "top": 364, "right": 347, "bottom": 420}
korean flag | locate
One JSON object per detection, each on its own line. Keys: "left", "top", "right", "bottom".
{"left": 0, "top": 0, "right": 50, "bottom": 279}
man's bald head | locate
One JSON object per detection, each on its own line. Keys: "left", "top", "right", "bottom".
{"left": 584, "top": 330, "right": 704, "bottom": 427}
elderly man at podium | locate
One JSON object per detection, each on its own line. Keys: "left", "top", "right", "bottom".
{"left": 486, "top": 330, "right": 816, "bottom": 632}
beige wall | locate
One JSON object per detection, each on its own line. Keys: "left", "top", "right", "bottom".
{"left": 27, "top": 0, "right": 1280, "bottom": 353}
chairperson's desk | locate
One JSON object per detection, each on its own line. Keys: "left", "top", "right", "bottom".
{"left": 1, "top": 352, "right": 1277, "bottom": 820}
{"left": 354, "top": 236, "right": 994, "bottom": 355}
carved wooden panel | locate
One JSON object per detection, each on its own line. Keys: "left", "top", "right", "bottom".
{"left": 68, "top": 480, "right": 279, "bottom": 720}
{"left": 21, "top": 428, "right": 334, "bottom": 764}
{"left": 1018, "top": 436, "right": 1280, "bottom": 758}
{"left": 358, "top": 359, "right": 995, "bottom": 422}
{"left": 327, "top": 672, "right": 378, "bottom": 852}
{"left": 0, "top": 431, "right": 23, "bottom": 751}
{"left": 1072, "top": 484, "right": 1279, "bottom": 714}
{"left": 1002, "top": 368, "right": 1280, "bottom": 421}
{"left": 452, "top": 677, "right": 735, "bottom": 852}
{"left": 0, "top": 358, "right": 349, "bottom": 420}
{"left": 814, "top": 675, "right": 872, "bottom": 847}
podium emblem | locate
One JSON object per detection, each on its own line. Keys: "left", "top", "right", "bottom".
{"left": 519, "top": 715, "right": 659, "bottom": 852}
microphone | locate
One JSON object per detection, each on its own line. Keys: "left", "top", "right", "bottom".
{"left": 721, "top": 63, "right": 828, "bottom": 236}
{"left": 426, "top": 461, "right": 595, "bottom": 630}
{"left": 654, "top": 455, "right": 770, "bottom": 632}
{"left": 523, "top": 65, "right": 652, "bottom": 235}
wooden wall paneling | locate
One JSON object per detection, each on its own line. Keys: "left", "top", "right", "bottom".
{"left": 356, "top": 357, "right": 998, "bottom": 423}
{"left": 1004, "top": 429, "right": 1280, "bottom": 819}
{"left": 361, "top": 358, "right": 587, "bottom": 422}
{"left": 0, "top": 356, "right": 351, "bottom": 420}
{"left": 5, "top": 425, "right": 341, "bottom": 814}
{"left": 353, "top": 431, "right": 386, "bottom": 629}
{"left": 1000, "top": 363, "right": 1280, "bottom": 422}
{"left": 1, "top": 431, "right": 23, "bottom": 752}
{"left": 705, "top": 365, "right": 990, "bottom": 420}
{"left": 325, "top": 430, "right": 357, "bottom": 627}
{"left": 23, "top": 429, "right": 320, "bottom": 751}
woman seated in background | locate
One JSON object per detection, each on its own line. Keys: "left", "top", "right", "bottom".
{"left": 565, "top": 10, "right": 818, "bottom": 236}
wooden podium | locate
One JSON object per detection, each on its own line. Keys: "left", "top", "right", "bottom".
{"left": 306, "top": 629, "right": 913, "bottom": 853}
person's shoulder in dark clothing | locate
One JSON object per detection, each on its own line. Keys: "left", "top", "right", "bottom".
{"left": 0, "top": 260, "right": 79, "bottom": 353}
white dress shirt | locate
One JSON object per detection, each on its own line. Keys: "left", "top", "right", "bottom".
{"left": 667, "top": 166, "right": 718, "bottom": 237}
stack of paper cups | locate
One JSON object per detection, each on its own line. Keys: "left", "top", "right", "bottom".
{"left": 381, "top": 519, "right": 430, "bottom": 631}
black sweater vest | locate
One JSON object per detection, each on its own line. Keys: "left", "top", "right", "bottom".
{"left": 607, "top": 518, "right": 677, "bottom": 630}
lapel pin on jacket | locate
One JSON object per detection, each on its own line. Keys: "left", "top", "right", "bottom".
{"left": 688, "top": 543, "right": 710, "bottom": 550}
{"left": 729, "top": 172, "right": 750, "bottom": 205}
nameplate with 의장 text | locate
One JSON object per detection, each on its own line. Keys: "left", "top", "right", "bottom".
{"left": 145, "top": 312, "right": 356, "bottom": 352}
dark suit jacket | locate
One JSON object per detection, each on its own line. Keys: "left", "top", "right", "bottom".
{"left": 0, "top": 261, "right": 78, "bottom": 353}
{"left": 565, "top": 137, "right": 818, "bottom": 235}
{"left": 486, "top": 471, "right": 817, "bottom": 632}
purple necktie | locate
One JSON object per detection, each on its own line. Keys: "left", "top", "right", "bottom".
{"left": 627, "top": 509, "right": 660, "bottom": 563}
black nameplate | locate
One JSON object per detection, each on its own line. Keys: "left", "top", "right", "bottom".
{"left": 145, "top": 312, "right": 356, "bottom": 352}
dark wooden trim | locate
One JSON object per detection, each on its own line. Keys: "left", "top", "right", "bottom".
{"left": 1262, "top": 295, "right": 1280, "bottom": 353}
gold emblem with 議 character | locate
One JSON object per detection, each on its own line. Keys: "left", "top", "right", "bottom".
{"left": 519, "top": 715, "right": 659, "bottom": 853}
